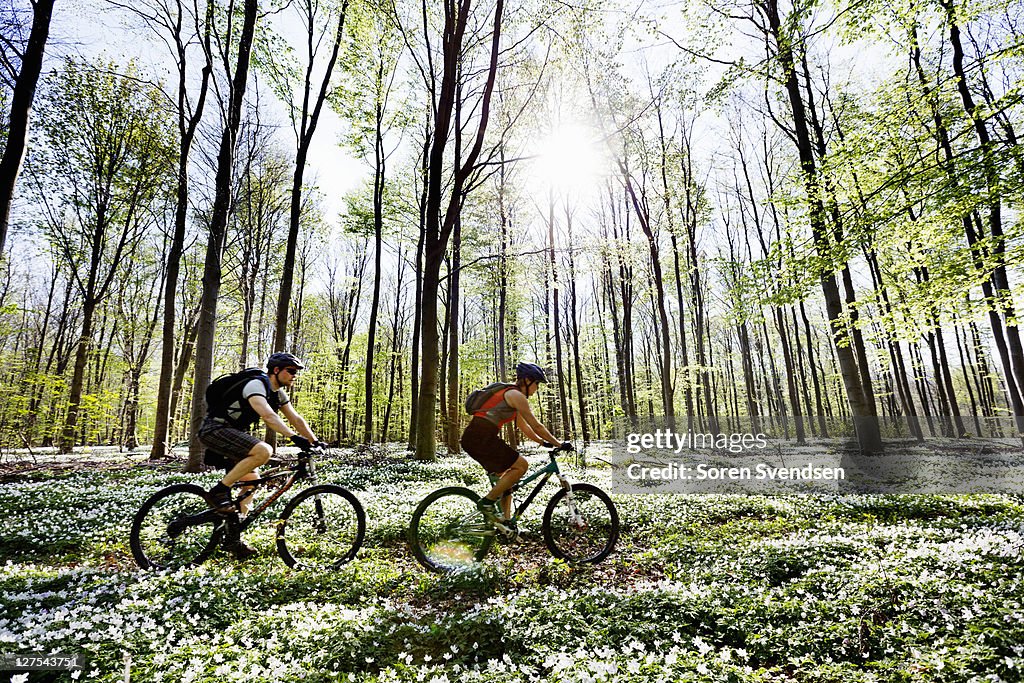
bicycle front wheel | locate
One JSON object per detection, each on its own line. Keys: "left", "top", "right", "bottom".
{"left": 276, "top": 484, "right": 365, "bottom": 570}
{"left": 130, "top": 483, "right": 224, "bottom": 570}
{"left": 542, "top": 483, "right": 619, "bottom": 563}
{"left": 408, "top": 487, "right": 495, "bottom": 573}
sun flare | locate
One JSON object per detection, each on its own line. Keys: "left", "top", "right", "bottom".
{"left": 530, "top": 123, "right": 606, "bottom": 194}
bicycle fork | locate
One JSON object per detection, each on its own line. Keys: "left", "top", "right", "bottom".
{"left": 557, "top": 475, "right": 587, "bottom": 530}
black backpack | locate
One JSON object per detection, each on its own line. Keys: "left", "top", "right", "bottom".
{"left": 205, "top": 367, "right": 269, "bottom": 419}
{"left": 464, "top": 382, "right": 516, "bottom": 414}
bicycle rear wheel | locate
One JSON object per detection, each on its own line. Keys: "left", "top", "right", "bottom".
{"left": 408, "top": 487, "right": 495, "bottom": 572}
{"left": 130, "top": 483, "right": 224, "bottom": 570}
{"left": 542, "top": 483, "right": 619, "bottom": 563}
{"left": 276, "top": 484, "right": 365, "bottom": 570}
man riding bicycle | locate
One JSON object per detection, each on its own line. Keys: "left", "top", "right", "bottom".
{"left": 461, "top": 362, "right": 571, "bottom": 525}
{"left": 199, "top": 352, "right": 321, "bottom": 557}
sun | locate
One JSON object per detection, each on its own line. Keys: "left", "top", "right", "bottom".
{"left": 530, "top": 122, "right": 607, "bottom": 195}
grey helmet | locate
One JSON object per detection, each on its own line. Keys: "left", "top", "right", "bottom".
{"left": 267, "top": 352, "right": 305, "bottom": 372}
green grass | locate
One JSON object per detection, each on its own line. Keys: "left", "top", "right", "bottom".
{"left": 0, "top": 448, "right": 1022, "bottom": 681}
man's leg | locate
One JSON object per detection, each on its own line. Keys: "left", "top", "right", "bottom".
{"left": 223, "top": 443, "right": 271, "bottom": 514}
{"left": 234, "top": 472, "right": 260, "bottom": 514}
{"left": 209, "top": 441, "right": 271, "bottom": 512}
{"left": 223, "top": 441, "right": 272, "bottom": 486}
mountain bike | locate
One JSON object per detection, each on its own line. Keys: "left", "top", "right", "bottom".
{"left": 130, "top": 445, "right": 365, "bottom": 571}
{"left": 408, "top": 443, "right": 619, "bottom": 572}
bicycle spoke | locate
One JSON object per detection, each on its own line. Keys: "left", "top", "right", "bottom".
{"left": 131, "top": 484, "right": 224, "bottom": 570}
{"left": 543, "top": 484, "right": 619, "bottom": 563}
{"left": 409, "top": 488, "right": 495, "bottom": 572}
{"left": 277, "top": 485, "right": 365, "bottom": 571}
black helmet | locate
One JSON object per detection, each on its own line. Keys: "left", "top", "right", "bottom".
{"left": 515, "top": 362, "right": 547, "bottom": 383}
{"left": 267, "top": 352, "right": 305, "bottom": 372}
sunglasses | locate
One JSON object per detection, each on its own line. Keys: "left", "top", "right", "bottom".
{"left": 283, "top": 367, "right": 301, "bottom": 375}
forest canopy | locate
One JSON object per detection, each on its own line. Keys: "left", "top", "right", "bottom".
{"left": 0, "top": 0, "right": 1022, "bottom": 462}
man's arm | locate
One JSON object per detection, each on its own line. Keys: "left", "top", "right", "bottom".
{"left": 506, "top": 390, "right": 560, "bottom": 444}
{"left": 248, "top": 395, "right": 298, "bottom": 437}
{"left": 280, "top": 402, "right": 317, "bottom": 442}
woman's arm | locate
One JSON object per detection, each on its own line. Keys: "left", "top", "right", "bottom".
{"left": 506, "top": 390, "right": 561, "bottom": 444}
{"left": 515, "top": 413, "right": 544, "bottom": 444}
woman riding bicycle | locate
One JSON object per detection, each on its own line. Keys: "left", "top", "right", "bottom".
{"left": 461, "top": 362, "right": 571, "bottom": 523}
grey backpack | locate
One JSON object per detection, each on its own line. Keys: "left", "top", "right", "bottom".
{"left": 464, "top": 382, "right": 516, "bottom": 414}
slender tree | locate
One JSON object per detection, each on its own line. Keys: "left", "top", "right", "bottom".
{"left": 29, "top": 58, "right": 174, "bottom": 453}
{"left": 111, "top": 0, "right": 217, "bottom": 461}
{"left": 0, "top": 0, "right": 55, "bottom": 256}
{"left": 414, "top": 0, "right": 506, "bottom": 460}
{"left": 188, "top": 0, "right": 259, "bottom": 470}
{"left": 270, "top": 0, "right": 349, "bottom": 352}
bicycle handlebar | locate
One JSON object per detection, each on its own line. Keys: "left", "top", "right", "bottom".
{"left": 297, "top": 444, "right": 326, "bottom": 458}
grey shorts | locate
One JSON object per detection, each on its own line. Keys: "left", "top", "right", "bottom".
{"left": 198, "top": 419, "right": 262, "bottom": 470}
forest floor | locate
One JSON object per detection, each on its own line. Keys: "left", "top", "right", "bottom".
{"left": 0, "top": 444, "right": 1022, "bottom": 682}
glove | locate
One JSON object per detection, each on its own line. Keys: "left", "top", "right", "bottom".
{"left": 290, "top": 434, "right": 312, "bottom": 451}
{"left": 313, "top": 440, "right": 329, "bottom": 449}
{"left": 560, "top": 441, "right": 575, "bottom": 452}
{"left": 541, "top": 441, "right": 555, "bottom": 449}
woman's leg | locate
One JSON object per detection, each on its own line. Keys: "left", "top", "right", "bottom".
{"left": 484, "top": 455, "right": 528, "bottom": 508}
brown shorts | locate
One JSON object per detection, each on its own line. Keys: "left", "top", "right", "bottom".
{"left": 461, "top": 416, "right": 519, "bottom": 474}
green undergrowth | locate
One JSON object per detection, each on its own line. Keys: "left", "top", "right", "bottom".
{"left": 1, "top": 448, "right": 1022, "bottom": 681}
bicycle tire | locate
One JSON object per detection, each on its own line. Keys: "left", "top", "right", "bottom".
{"left": 276, "top": 484, "right": 365, "bottom": 570}
{"left": 542, "top": 483, "right": 619, "bottom": 563}
{"left": 130, "top": 483, "right": 224, "bottom": 570}
{"left": 408, "top": 487, "right": 495, "bottom": 573}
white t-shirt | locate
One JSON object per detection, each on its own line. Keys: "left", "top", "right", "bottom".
{"left": 223, "top": 379, "right": 290, "bottom": 425}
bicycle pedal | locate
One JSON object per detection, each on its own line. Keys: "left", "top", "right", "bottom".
{"left": 494, "top": 520, "right": 518, "bottom": 541}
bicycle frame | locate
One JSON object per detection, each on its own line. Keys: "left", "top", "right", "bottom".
{"left": 494, "top": 451, "right": 574, "bottom": 523}
{"left": 174, "top": 457, "right": 315, "bottom": 538}
{"left": 229, "top": 456, "right": 315, "bottom": 532}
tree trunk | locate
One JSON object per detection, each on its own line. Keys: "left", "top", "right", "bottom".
{"left": 619, "top": 168, "right": 675, "bottom": 425}
{"left": 0, "top": 0, "right": 55, "bottom": 256}
{"left": 910, "top": 22, "right": 1024, "bottom": 427}
{"left": 954, "top": 322, "right": 983, "bottom": 435}
{"left": 774, "top": 307, "right": 805, "bottom": 443}
{"left": 940, "top": 0, "right": 1024, "bottom": 408}
{"left": 864, "top": 247, "right": 920, "bottom": 440}
{"left": 124, "top": 369, "right": 143, "bottom": 450}
{"left": 609, "top": 189, "right": 637, "bottom": 425}
{"left": 497, "top": 146, "right": 510, "bottom": 380}
{"left": 415, "top": 0, "right": 505, "bottom": 460}
{"left": 169, "top": 309, "right": 200, "bottom": 442}
{"left": 61, "top": 298, "right": 97, "bottom": 452}
{"left": 546, "top": 193, "right": 569, "bottom": 433}
{"left": 274, "top": 1, "right": 349, "bottom": 351}
{"left": 188, "top": 0, "right": 259, "bottom": 470}
{"left": 365, "top": 97, "right": 385, "bottom": 443}
{"left": 446, "top": 217, "right": 461, "bottom": 451}
{"left": 151, "top": 2, "right": 213, "bottom": 460}
{"left": 686, "top": 197, "right": 715, "bottom": 433}
{"left": 762, "top": 0, "right": 881, "bottom": 452}
{"left": 408, "top": 118, "right": 429, "bottom": 451}
{"left": 565, "top": 208, "right": 590, "bottom": 443}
